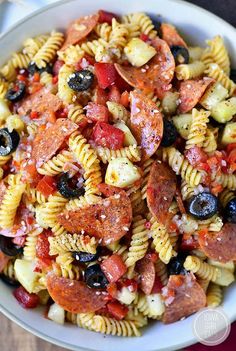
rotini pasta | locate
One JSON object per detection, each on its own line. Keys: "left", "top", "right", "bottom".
{"left": 206, "top": 283, "right": 222, "bottom": 307}
{"left": 184, "top": 255, "right": 220, "bottom": 282}
{"left": 37, "top": 150, "right": 73, "bottom": 176}
{"left": 91, "top": 315, "right": 141, "bottom": 336}
{"left": 185, "top": 108, "right": 210, "bottom": 149}
{"left": 106, "top": 101, "right": 130, "bottom": 123}
{"left": 48, "top": 233, "right": 98, "bottom": 255}
{"left": 204, "top": 63, "right": 236, "bottom": 96}
{"left": 175, "top": 61, "right": 205, "bottom": 80}
{"left": 95, "top": 145, "right": 141, "bottom": 164}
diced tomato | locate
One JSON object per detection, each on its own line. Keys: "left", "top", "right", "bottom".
{"left": 185, "top": 146, "right": 207, "bottom": 167}
{"left": 107, "top": 283, "right": 118, "bottom": 298}
{"left": 211, "top": 182, "right": 223, "bottom": 196}
{"left": 145, "top": 252, "right": 158, "bottom": 263}
{"left": 108, "top": 85, "right": 121, "bottom": 103}
{"left": 151, "top": 275, "right": 164, "bottom": 294}
{"left": 36, "top": 175, "right": 57, "bottom": 197}
{"left": 56, "top": 107, "right": 68, "bottom": 119}
{"left": 30, "top": 111, "right": 40, "bottom": 119}
{"left": 207, "top": 155, "right": 221, "bottom": 172}
{"left": 197, "top": 162, "right": 210, "bottom": 172}
{"left": 22, "top": 162, "right": 43, "bottom": 187}
{"left": 227, "top": 149, "right": 236, "bottom": 172}
{"left": 115, "top": 74, "right": 132, "bottom": 92}
{"left": 17, "top": 74, "right": 27, "bottom": 82}
{"left": 13, "top": 286, "right": 39, "bottom": 309}
{"left": 94, "top": 63, "right": 117, "bottom": 89}
{"left": 93, "top": 86, "right": 108, "bottom": 106}
{"left": 36, "top": 230, "right": 53, "bottom": 260}
{"left": 122, "top": 279, "right": 138, "bottom": 293}
{"left": 101, "top": 254, "right": 127, "bottom": 283}
{"left": 85, "top": 102, "right": 109, "bottom": 123}
{"left": 198, "top": 228, "right": 209, "bottom": 239}
{"left": 34, "top": 258, "right": 52, "bottom": 273}
{"left": 107, "top": 301, "right": 128, "bottom": 320}
{"left": 53, "top": 60, "right": 64, "bottom": 76}
{"left": 180, "top": 234, "right": 199, "bottom": 251}
{"left": 52, "top": 76, "right": 58, "bottom": 84}
{"left": 92, "top": 122, "right": 124, "bottom": 150}
{"left": 226, "top": 143, "right": 236, "bottom": 153}
{"left": 98, "top": 9, "right": 118, "bottom": 24}
{"left": 140, "top": 33, "right": 149, "bottom": 42}
{"left": 97, "top": 183, "right": 123, "bottom": 197}
{"left": 33, "top": 72, "right": 40, "bottom": 82}
{"left": 120, "top": 91, "right": 130, "bottom": 107}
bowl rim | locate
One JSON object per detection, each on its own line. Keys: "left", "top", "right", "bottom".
{"left": 0, "top": 0, "right": 236, "bottom": 350}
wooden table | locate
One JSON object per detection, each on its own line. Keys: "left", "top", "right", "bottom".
{"left": 1, "top": 1, "right": 235, "bottom": 350}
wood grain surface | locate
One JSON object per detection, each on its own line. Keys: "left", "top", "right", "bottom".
{"left": 0, "top": 1, "right": 235, "bottom": 351}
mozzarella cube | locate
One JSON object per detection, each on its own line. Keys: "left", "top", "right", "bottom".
{"left": 0, "top": 98, "right": 11, "bottom": 121}
{"left": 146, "top": 293, "right": 165, "bottom": 316}
{"left": 124, "top": 38, "right": 156, "bottom": 67}
{"left": 48, "top": 303, "right": 65, "bottom": 325}
{"left": 105, "top": 157, "right": 141, "bottom": 188}
{"left": 117, "top": 286, "right": 137, "bottom": 305}
{"left": 114, "top": 122, "right": 137, "bottom": 146}
{"left": 14, "top": 259, "right": 42, "bottom": 293}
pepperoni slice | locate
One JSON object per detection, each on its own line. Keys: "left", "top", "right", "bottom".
{"left": 161, "top": 23, "right": 187, "bottom": 48}
{"left": 198, "top": 223, "right": 236, "bottom": 262}
{"left": 46, "top": 272, "right": 107, "bottom": 313}
{"left": 115, "top": 37, "right": 175, "bottom": 98}
{"left": 32, "top": 118, "right": 78, "bottom": 167}
{"left": 162, "top": 274, "right": 206, "bottom": 324}
{"left": 18, "top": 89, "right": 63, "bottom": 116}
{"left": 147, "top": 161, "right": 176, "bottom": 225}
{"left": 58, "top": 191, "right": 132, "bottom": 245}
{"left": 130, "top": 90, "right": 163, "bottom": 161}
{"left": 136, "top": 256, "right": 155, "bottom": 295}
{"left": 178, "top": 78, "right": 214, "bottom": 113}
{"left": 97, "top": 183, "right": 124, "bottom": 197}
{"left": 60, "top": 13, "right": 99, "bottom": 51}
{"left": 0, "top": 251, "right": 10, "bottom": 273}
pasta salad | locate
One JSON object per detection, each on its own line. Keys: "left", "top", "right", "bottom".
{"left": 0, "top": 9, "right": 236, "bottom": 337}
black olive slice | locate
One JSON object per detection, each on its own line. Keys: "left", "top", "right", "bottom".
{"left": 224, "top": 198, "right": 236, "bottom": 223}
{"left": 84, "top": 264, "right": 108, "bottom": 289}
{"left": 170, "top": 45, "right": 189, "bottom": 64}
{"left": 0, "top": 128, "right": 20, "bottom": 156}
{"left": 230, "top": 68, "right": 236, "bottom": 83}
{"left": 0, "top": 274, "right": 20, "bottom": 287}
{"left": 168, "top": 252, "right": 188, "bottom": 276}
{"left": 73, "top": 250, "right": 99, "bottom": 263}
{"left": 67, "top": 70, "right": 94, "bottom": 92}
{"left": 5, "top": 81, "right": 26, "bottom": 102}
{"left": 161, "top": 119, "right": 178, "bottom": 147}
{"left": 0, "top": 236, "right": 22, "bottom": 257}
{"left": 28, "top": 62, "right": 53, "bottom": 75}
{"left": 57, "top": 173, "right": 85, "bottom": 199}
{"left": 187, "top": 192, "right": 218, "bottom": 220}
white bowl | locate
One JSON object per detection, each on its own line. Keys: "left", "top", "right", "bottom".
{"left": 0, "top": 1, "right": 236, "bottom": 350}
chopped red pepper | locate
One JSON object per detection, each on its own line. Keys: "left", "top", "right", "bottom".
{"left": 120, "top": 91, "right": 130, "bottom": 107}
{"left": 107, "top": 301, "right": 129, "bottom": 320}
{"left": 108, "top": 85, "right": 121, "bottom": 103}
{"left": 13, "top": 286, "right": 39, "bottom": 309}
{"left": 92, "top": 122, "right": 124, "bottom": 150}
{"left": 181, "top": 234, "right": 199, "bottom": 251}
{"left": 140, "top": 33, "right": 149, "bottom": 42}
{"left": 36, "top": 230, "right": 54, "bottom": 260}
{"left": 122, "top": 279, "right": 138, "bottom": 292}
{"left": 33, "top": 72, "right": 40, "bottom": 82}
{"left": 107, "top": 283, "right": 118, "bottom": 298}
{"left": 93, "top": 86, "right": 108, "bottom": 106}
{"left": 98, "top": 9, "right": 118, "bottom": 24}
{"left": 151, "top": 275, "right": 164, "bottom": 294}
{"left": 30, "top": 111, "right": 39, "bottom": 119}
{"left": 36, "top": 175, "right": 57, "bottom": 197}
{"left": 94, "top": 63, "right": 117, "bottom": 89}
{"left": 101, "top": 254, "right": 127, "bottom": 283}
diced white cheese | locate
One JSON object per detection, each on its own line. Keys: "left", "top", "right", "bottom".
{"left": 105, "top": 157, "right": 141, "bottom": 188}
{"left": 48, "top": 303, "right": 65, "bottom": 325}
{"left": 146, "top": 293, "right": 165, "bottom": 316}
{"left": 114, "top": 122, "right": 137, "bottom": 146}
{"left": 0, "top": 98, "right": 11, "bottom": 121}
{"left": 14, "top": 259, "right": 42, "bottom": 293}
{"left": 124, "top": 38, "right": 156, "bottom": 67}
{"left": 117, "top": 286, "right": 136, "bottom": 305}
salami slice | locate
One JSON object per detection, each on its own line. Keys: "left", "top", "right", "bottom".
{"left": 18, "top": 89, "right": 63, "bottom": 116}
{"left": 46, "top": 272, "right": 107, "bottom": 313}
{"left": 60, "top": 13, "right": 99, "bottom": 50}
{"left": 0, "top": 251, "right": 10, "bottom": 273}
{"left": 178, "top": 78, "right": 214, "bottom": 113}
{"left": 58, "top": 191, "right": 132, "bottom": 245}
{"left": 147, "top": 161, "right": 176, "bottom": 225}
{"left": 162, "top": 274, "right": 206, "bottom": 324}
{"left": 161, "top": 23, "right": 187, "bottom": 48}
{"left": 97, "top": 183, "right": 124, "bottom": 197}
{"left": 198, "top": 223, "right": 236, "bottom": 262}
{"left": 115, "top": 37, "right": 175, "bottom": 98}
{"left": 130, "top": 91, "right": 163, "bottom": 161}
{"left": 32, "top": 118, "right": 78, "bottom": 167}
{"left": 136, "top": 256, "right": 155, "bottom": 295}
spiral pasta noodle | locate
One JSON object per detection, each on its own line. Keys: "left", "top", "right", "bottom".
{"left": 0, "top": 60, "right": 17, "bottom": 81}
{"left": 91, "top": 315, "right": 141, "bottom": 336}
{"left": 57, "top": 64, "right": 75, "bottom": 103}
{"left": 53, "top": 260, "right": 80, "bottom": 280}
{"left": 140, "top": 158, "right": 154, "bottom": 200}
{"left": 95, "top": 145, "right": 141, "bottom": 164}
{"left": 23, "top": 235, "right": 37, "bottom": 261}
{"left": 23, "top": 35, "right": 49, "bottom": 57}
{"left": 0, "top": 155, "right": 11, "bottom": 166}
{"left": 201, "top": 35, "right": 230, "bottom": 75}
{"left": 162, "top": 147, "right": 203, "bottom": 186}
{"left": 203, "top": 127, "right": 218, "bottom": 153}
{"left": 125, "top": 216, "right": 149, "bottom": 267}
{"left": 180, "top": 180, "right": 195, "bottom": 201}
{"left": 37, "top": 150, "right": 73, "bottom": 176}
{"left": 106, "top": 101, "right": 130, "bottom": 123}
{"left": 24, "top": 186, "right": 46, "bottom": 204}
{"left": 175, "top": 61, "right": 206, "bottom": 80}
{"left": 68, "top": 104, "right": 86, "bottom": 124}
{"left": 33, "top": 31, "right": 64, "bottom": 68}
{"left": 11, "top": 52, "right": 31, "bottom": 70}
{"left": 129, "top": 190, "right": 146, "bottom": 216}
{"left": 40, "top": 71, "right": 53, "bottom": 86}
{"left": 149, "top": 216, "right": 176, "bottom": 264}
{"left": 124, "top": 12, "right": 157, "bottom": 39}
{"left": 81, "top": 39, "right": 109, "bottom": 62}
{"left": 184, "top": 255, "right": 220, "bottom": 282}
{"left": 185, "top": 108, "right": 210, "bottom": 149}
{"left": 219, "top": 189, "right": 235, "bottom": 207}
{"left": 197, "top": 278, "right": 210, "bottom": 292}
{"left": 204, "top": 63, "right": 236, "bottom": 96}
{"left": 94, "top": 23, "right": 112, "bottom": 41}
{"left": 213, "top": 173, "right": 236, "bottom": 190}
{"left": 58, "top": 44, "right": 84, "bottom": 66}
{"left": 206, "top": 283, "right": 222, "bottom": 307}
{"left": 109, "top": 18, "right": 129, "bottom": 49}
{"left": 198, "top": 215, "right": 223, "bottom": 232}
{"left": 0, "top": 77, "right": 9, "bottom": 99}
{"left": 48, "top": 233, "right": 98, "bottom": 255}
{"left": 155, "top": 259, "right": 168, "bottom": 285}
{"left": 0, "top": 183, "right": 25, "bottom": 229}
